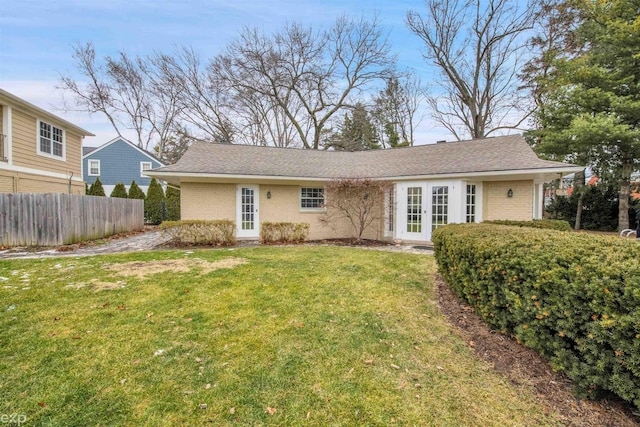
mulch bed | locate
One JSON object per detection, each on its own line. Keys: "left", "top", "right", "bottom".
{"left": 435, "top": 275, "right": 639, "bottom": 426}
{"left": 306, "top": 238, "right": 392, "bottom": 246}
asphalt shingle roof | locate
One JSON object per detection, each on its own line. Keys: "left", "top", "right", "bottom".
{"left": 152, "top": 134, "right": 576, "bottom": 179}
{"left": 82, "top": 146, "right": 97, "bottom": 156}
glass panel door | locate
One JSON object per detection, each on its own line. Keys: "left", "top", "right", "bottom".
{"left": 237, "top": 185, "right": 259, "bottom": 238}
{"left": 241, "top": 187, "right": 254, "bottom": 230}
{"left": 407, "top": 186, "right": 423, "bottom": 233}
{"left": 431, "top": 186, "right": 448, "bottom": 232}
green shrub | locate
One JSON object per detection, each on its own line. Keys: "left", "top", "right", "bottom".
{"left": 260, "top": 222, "right": 310, "bottom": 244}
{"left": 160, "top": 220, "right": 236, "bottom": 245}
{"left": 145, "top": 178, "right": 165, "bottom": 225}
{"left": 485, "top": 219, "right": 572, "bottom": 231}
{"left": 110, "top": 183, "right": 128, "bottom": 198}
{"left": 88, "top": 177, "right": 105, "bottom": 196}
{"left": 165, "top": 186, "right": 181, "bottom": 221}
{"left": 128, "top": 181, "right": 146, "bottom": 200}
{"left": 433, "top": 223, "right": 640, "bottom": 409}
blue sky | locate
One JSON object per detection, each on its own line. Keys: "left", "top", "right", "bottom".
{"left": 0, "top": 0, "right": 450, "bottom": 146}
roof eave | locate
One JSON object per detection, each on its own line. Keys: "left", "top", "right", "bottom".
{"left": 145, "top": 165, "right": 584, "bottom": 183}
{"left": 0, "top": 88, "right": 95, "bottom": 137}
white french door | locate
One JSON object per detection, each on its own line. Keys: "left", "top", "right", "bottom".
{"left": 396, "top": 182, "right": 451, "bottom": 242}
{"left": 236, "top": 185, "right": 259, "bottom": 238}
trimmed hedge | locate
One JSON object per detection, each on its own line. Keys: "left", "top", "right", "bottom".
{"left": 485, "top": 219, "right": 572, "bottom": 231}
{"left": 433, "top": 223, "right": 640, "bottom": 409}
{"left": 260, "top": 222, "right": 310, "bottom": 244}
{"left": 160, "top": 220, "right": 236, "bottom": 246}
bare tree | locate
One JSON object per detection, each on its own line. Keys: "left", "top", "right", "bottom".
{"left": 61, "top": 16, "right": 393, "bottom": 153}
{"left": 212, "top": 16, "right": 395, "bottom": 149}
{"left": 152, "top": 48, "right": 236, "bottom": 144}
{"left": 406, "top": 0, "right": 536, "bottom": 140}
{"left": 59, "top": 42, "right": 183, "bottom": 156}
{"left": 372, "top": 73, "right": 425, "bottom": 147}
{"left": 321, "top": 178, "right": 391, "bottom": 241}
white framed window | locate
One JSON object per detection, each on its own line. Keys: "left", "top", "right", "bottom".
{"left": 466, "top": 184, "right": 477, "bottom": 223}
{"left": 37, "top": 120, "right": 65, "bottom": 160}
{"left": 386, "top": 188, "right": 395, "bottom": 234}
{"left": 431, "top": 185, "right": 449, "bottom": 232}
{"left": 140, "top": 161, "right": 152, "bottom": 177}
{"left": 300, "top": 187, "right": 324, "bottom": 210}
{"left": 88, "top": 159, "right": 100, "bottom": 176}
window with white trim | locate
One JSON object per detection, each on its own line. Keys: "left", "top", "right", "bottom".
{"left": 431, "top": 186, "right": 449, "bottom": 232}
{"left": 466, "top": 184, "right": 476, "bottom": 223}
{"left": 88, "top": 159, "right": 100, "bottom": 176}
{"left": 38, "top": 120, "right": 64, "bottom": 158}
{"left": 386, "top": 189, "right": 395, "bottom": 232}
{"left": 300, "top": 187, "right": 324, "bottom": 209}
{"left": 140, "top": 161, "right": 152, "bottom": 177}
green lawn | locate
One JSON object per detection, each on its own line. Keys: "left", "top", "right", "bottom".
{"left": 0, "top": 247, "right": 558, "bottom": 426}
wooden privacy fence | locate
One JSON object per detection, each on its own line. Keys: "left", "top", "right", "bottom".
{"left": 0, "top": 193, "right": 144, "bottom": 246}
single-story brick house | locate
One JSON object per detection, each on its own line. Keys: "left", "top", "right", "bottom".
{"left": 145, "top": 135, "right": 581, "bottom": 243}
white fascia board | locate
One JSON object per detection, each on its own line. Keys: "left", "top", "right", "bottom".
{"left": 146, "top": 166, "right": 584, "bottom": 184}
{"left": 382, "top": 166, "right": 585, "bottom": 181}
{"left": 0, "top": 163, "right": 85, "bottom": 182}
{"left": 0, "top": 89, "right": 94, "bottom": 137}
{"left": 145, "top": 171, "right": 329, "bottom": 183}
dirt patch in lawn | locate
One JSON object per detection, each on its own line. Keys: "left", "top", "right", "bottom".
{"left": 436, "top": 275, "right": 639, "bottom": 427}
{"left": 105, "top": 257, "right": 247, "bottom": 279}
{"left": 91, "top": 280, "right": 127, "bottom": 292}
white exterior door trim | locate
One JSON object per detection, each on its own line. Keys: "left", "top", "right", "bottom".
{"left": 395, "top": 180, "right": 460, "bottom": 242}
{"left": 236, "top": 185, "right": 259, "bottom": 238}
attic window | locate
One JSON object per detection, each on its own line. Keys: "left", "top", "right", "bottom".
{"left": 140, "top": 161, "right": 152, "bottom": 177}
{"left": 38, "top": 120, "right": 65, "bottom": 159}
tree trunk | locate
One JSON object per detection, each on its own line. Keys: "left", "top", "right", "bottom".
{"left": 573, "top": 169, "right": 585, "bottom": 230}
{"left": 618, "top": 159, "right": 632, "bottom": 231}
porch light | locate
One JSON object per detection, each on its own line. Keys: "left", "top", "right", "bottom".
{"left": 267, "top": 191, "right": 271, "bottom": 199}
{"left": 507, "top": 188, "right": 513, "bottom": 198}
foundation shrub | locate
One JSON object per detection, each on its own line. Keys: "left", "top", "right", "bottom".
{"left": 260, "top": 222, "right": 310, "bottom": 244}
{"left": 433, "top": 223, "right": 640, "bottom": 409}
{"left": 160, "top": 220, "right": 236, "bottom": 245}
{"left": 485, "top": 219, "right": 572, "bottom": 231}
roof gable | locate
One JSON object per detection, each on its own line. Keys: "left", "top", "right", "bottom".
{"left": 82, "top": 136, "right": 165, "bottom": 165}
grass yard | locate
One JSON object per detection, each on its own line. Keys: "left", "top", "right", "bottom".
{"left": 0, "top": 247, "right": 559, "bottom": 426}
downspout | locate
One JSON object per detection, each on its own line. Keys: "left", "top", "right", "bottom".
{"left": 68, "top": 172, "right": 73, "bottom": 194}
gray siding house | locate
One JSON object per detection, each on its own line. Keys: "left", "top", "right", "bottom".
{"left": 83, "top": 137, "right": 165, "bottom": 195}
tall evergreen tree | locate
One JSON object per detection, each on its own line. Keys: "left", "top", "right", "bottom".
{"left": 145, "top": 178, "right": 165, "bottom": 225}
{"left": 128, "top": 180, "right": 146, "bottom": 200}
{"left": 327, "top": 104, "right": 380, "bottom": 151}
{"left": 88, "top": 177, "right": 106, "bottom": 197}
{"left": 165, "top": 186, "right": 181, "bottom": 221}
{"left": 532, "top": 0, "right": 640, "bottom": 230}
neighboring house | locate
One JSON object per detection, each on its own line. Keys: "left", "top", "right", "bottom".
{"left": 0, "top": 88, "right": 94, "bottom": 194}
{"left": 146, "top": 135, "right": 582, "bottom": 243}
{"left": 83, "top": 137, "right": 165, "bottom": 195}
